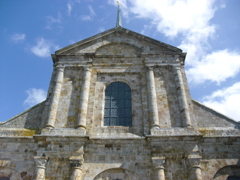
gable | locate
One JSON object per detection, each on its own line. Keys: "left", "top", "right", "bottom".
{"left": 55, "top": 28, "right": 182, "bottom": 57}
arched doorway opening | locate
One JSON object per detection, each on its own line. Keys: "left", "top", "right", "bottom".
{"left": 93, "top": 168, "right": 141, "bottom": 180}
{"left": 213, "top": 165, "right": 240, "bottom": 180}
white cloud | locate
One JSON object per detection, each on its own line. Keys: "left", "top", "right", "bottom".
{"left": 31, "top": 38, "right": 59, "bottom": 58}
{"left": 187, "top": 49, "right": 240, "bottom": 84}
{"left": 67, "top": 2, "right": 73, "bottom": 15}
{"left": 140, "top": 24, "right": 154, "bottom": 36}
{"left": 110, "top": 0, "right": 240, "bottom": 85}
{"left": 81, "top": 15, "right": 92, "bottom": 21}
{"left": 24, "top": 88, "right": 47, "bottom": 108}
{"left": 126, "top": 0, "right": 218, "bottom": 65}
{"left": 88, "top": 5, "right": 96, "bottom": 16}
{"left": 108, "top": 0, "right": 240, "bottom": 120}
{"left": 98, "top": 26, "right": 105, "bottom": 32}
{"left": 202, "top": 82, "right": 240, "bottom": 121}
{"left": 45, "top": 13, "right": 61, "bottom": 30}
{"left": 80, "top": 5, "right": 96, "bottom": 21}
{"left": 11, "top": 33, "right": 26, "bottom": 42}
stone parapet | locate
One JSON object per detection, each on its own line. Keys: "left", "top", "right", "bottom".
{"left": 149, "top": 127, "right": 202, "bottom": 137}
{"left": 40, "top": 128, "right": 87, "bottom": 136}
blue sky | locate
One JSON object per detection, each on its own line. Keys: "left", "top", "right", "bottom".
{"left": 1, "top": 0, "right": 240, "bottom": 122}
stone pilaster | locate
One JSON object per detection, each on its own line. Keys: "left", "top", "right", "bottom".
{"left": 70, "top": 156, "right": 84, "bottom": 180}
{"left": 152, "top": 157, "right": 166, "bottom": 180}
{"left": 173, "top": 66, "right": 192, "bottom": 128}
{"left": 76, "top": 66, "right": 92, "bottom": 131}
{"left": 45, "top": 65, "right": 65, "bottom": 129}
{"left": 188, "top": 155, "right": 202, "bottom": 180}
{"left": 146, "top": 66, "right": 160, "bottom": 129}
{"left": 34, "top": 156, "right": 48, "bottom": 180}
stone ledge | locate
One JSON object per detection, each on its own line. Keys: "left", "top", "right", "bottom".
{"left": 149, "top": 127, "right": 202, "bottom": 136}
{"left": 40, "top": 128, "right": 87, "bottom": 136}
{"left": 0, "top": 128, "right": 37, "bottom": 137}
{"left": 198, "top": 127, "right": 240, "bottom": 137}
{"left": 90, "top": 133, "right": 144, "bottom": 140}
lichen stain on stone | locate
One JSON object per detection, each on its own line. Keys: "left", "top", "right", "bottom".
{"left": 15, "top": 129, "right": 37, "bottom": 136}
{"left": 60, "top": 89, "right": 68, "bottom": 96}
{"left": 199, "top": 128, "right": 216, "bottom": 136}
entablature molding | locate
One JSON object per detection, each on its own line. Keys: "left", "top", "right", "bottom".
{"left": 97, "top": 72, "right": 140, "bottom": 75}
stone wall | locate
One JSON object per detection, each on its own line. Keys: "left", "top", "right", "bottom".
{"left": 0, "top": 28, "right": 239, "bottom": 180}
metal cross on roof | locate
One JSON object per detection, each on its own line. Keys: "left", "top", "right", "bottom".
{"left": 116, "top": 1, "right": 122, "bottom": 28}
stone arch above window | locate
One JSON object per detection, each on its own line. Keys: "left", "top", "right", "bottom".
{"left": 104, "top": 82, "right": 132, "bottom": 126}
{"left": 93, "top": 168, "right": 141, "bottom": 180}
{"left": 95, "top": 43, "right": 142, "bottom": 56}
{"left": 0, "top": 167, "right": 22, "bottom": 180}
{"left": 213, "top": 165, "right": 240, "bottom": 180}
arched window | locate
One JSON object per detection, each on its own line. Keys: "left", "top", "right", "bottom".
{"left": 104, "top": 82, "right": 132, "bottom": 126}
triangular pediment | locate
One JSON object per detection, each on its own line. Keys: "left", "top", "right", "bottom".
{"left": 55, "top": 27, "right": 182, "bottom": 56}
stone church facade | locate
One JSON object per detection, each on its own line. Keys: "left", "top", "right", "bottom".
{"left": 0, "top": 26, "right": 240, "bottom": 180}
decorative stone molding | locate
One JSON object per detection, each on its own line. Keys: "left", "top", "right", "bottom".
{"left": 70, "top": 156, "right": 84, "bottom": 180}
{"left": 188, "top": 155, "right": 201, "bottom": 168}
{"left": 70, "top": 156, "right": 84, "bottom": 169}
{"left": 152, "top": 157, "right": 166, "bottom": 169}
{"left": 188, "top": 155, "right": 202, "bottom": 180}
{"left": 84, "top": 66, "right": 92, "bottom": 72}
{"left": 34, "top": 156, "right": 49, "bottom": 180}
{"left": 34, "top": 157, "right": 48, "bottom": 169}
{"left": 70, "top": 160, "right": 83, "bottom": 168}
{"left": 152, "top": 157, "right": 166, "bottom": 180}
{"left": 146, "top": 66, "right": 154, "bottom": 71}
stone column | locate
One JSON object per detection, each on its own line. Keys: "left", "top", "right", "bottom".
{"left": 173, "top": 66, "right": 192, "bottom": 128}
{"left": 76, "top": 66, "right": 92, "bottom": 130}
{"left": 188, "top": 155, "right": 202, "bottom": 180}
{"left": 45, "top": 65, "right": 65, "bottom": 129}
{"left": 152, "top": 157, "right": 166, "bottom": 180}
{"left": 70, "top": 156, "right": 84, "bottom": 180}
{"left": 34, "top": 156, "right": 48, "bottom": 180}
{"left": 146, "top": 66, "right": 160, "bottom": 129}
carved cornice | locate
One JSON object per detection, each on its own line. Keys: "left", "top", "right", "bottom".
{"left": 34, "top": 156, "right": 49, "bottom": 169}
{"left": 152, "top": 157, "right": 166, "bottom": 169}
{"left": 188, "top": 155, "right": 202, "bottom": 169}
{"left": 146, "top": 66, "right": 154, "bottom": 71}
{"left": 55, "top": 65, "right": 65, "bottom": 72}
{"left": 97, "top": 72, "right": 139, "bottom": 76}
{"left": 70, "top": 156, "right": 84, "bottom": 169}
{"left": 84, "top": 66, "right": 92, "bottom": 72}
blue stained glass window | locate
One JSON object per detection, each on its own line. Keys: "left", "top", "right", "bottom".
{"left": 104, "top": 82, "right": 132, "bottom": 126}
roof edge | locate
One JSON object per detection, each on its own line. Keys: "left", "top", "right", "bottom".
{"left": 0, "top": 100, "right": 46, "bottom": 125}
{"left": 192, "top": 99, "right": 239, "bottom": 124}
{"left": 55, "top": 27, "right": 183, "bottom": 55}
